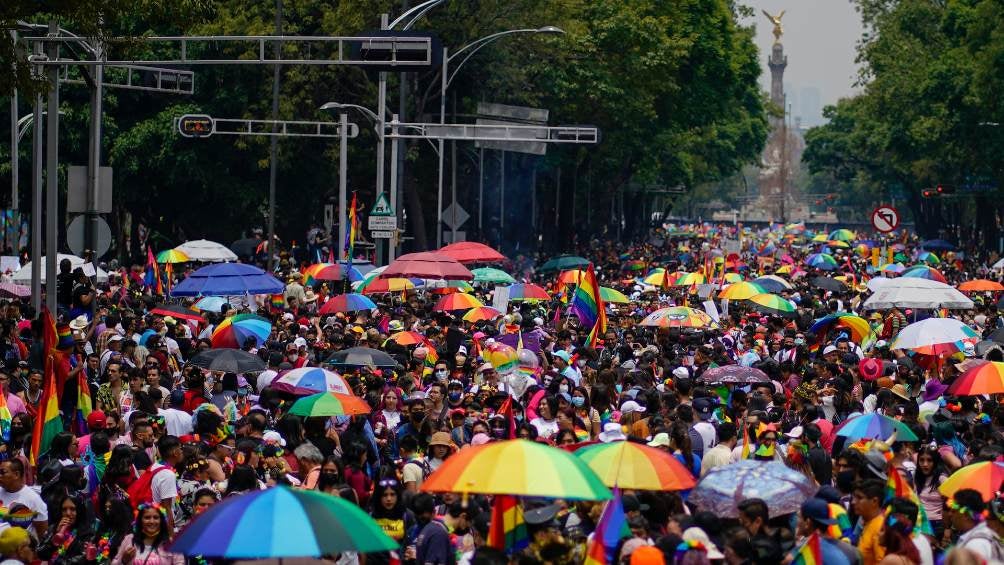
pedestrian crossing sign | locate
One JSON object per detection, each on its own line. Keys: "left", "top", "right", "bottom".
{"left": 370, "top": 193, "right": 394, "bottom": 216}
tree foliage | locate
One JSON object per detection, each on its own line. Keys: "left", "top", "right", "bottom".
{"left": 2, "top": 0, "right": 766, "bottom": 257}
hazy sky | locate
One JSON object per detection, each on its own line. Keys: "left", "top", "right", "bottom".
{"left": 740, "top": 0, "right": 864, "bottom": 125}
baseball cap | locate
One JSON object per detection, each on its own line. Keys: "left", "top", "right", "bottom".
{"left": 646, "top": 432, "right": 670, "bottom": 448}
{"left": 620, "top": 400, "right": 646, "bottom": 415}
{"left": 785, "top": 425, "right": 804, "bottom": 439}
{"left": 456, "top": 345, "right": 468, "bottom": 356}
{"left": 86, "top": 410, "right": 107, "bottom": 430}
{"left": 692, "top": 397, "right": 715, "bottom": 420}
{"left": 552, "top": 350, "right": 571, "bottom": 363}
{"left": 822, "top": 345, "right": 838, "bottom": 355}
{"left": 801, "top": 497, "right": 836, "bottom": 525}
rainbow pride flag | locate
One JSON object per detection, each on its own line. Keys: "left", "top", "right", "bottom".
{"left": 344, "top": 192, "right": 358, "bottom": 261}
{"left": 74, "top": 369, "right": 93, "bottom": 436}
{"left": 570, "top": 263, "right": 606, "bottom": 347}
{"left": 792, "top": 532, "right": 822, "bottom": 565}
{"left": 584, "top": 489, "right": 630, "bottom": 565}
{"left": 144, "top": 246, "right": 163, "bottom": 295}
{"left": 885, "top": 466, "right": 933, "bottom": 535}
{"left": 0, "top": 389, "right": 11, "bottom": 443}
{"left": 487, "top": 495, "right": 528, "bottom": 555}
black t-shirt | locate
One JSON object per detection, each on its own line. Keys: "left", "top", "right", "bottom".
{"left": 56, "top": 272, "right": 75, "bottom": 306}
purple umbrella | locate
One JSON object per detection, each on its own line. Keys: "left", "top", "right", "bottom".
{"left": 698, "top": 365, "right": 770, "bottom": 385}
{"left": 690, "top": 460, "right": 816, "bottom": 518}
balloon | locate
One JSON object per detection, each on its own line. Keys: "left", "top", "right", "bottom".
{"left": 485, "top": 342, "right": 518, "bottom": 375}
{"left": 517, "top": 348, "right": 538, "bottom": 369}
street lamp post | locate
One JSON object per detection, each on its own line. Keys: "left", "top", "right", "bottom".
{"left": 435, "top": 26, "right": 563, "bottom": 247}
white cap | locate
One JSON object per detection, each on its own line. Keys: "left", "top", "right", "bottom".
{"left": 598, "top": 422, "right": 627, "bottom": 443}
{"left": 785, "top": 425, "right": 804, "bottom": 439}
{"left": 682, "top": 528, "right": 724, "bottom": 560}
{"left": 672, "top": 367, "right": 690, "bottom": 379}
{"left": 293, "top": 337, "right": 308, "bottom": 349}
{"left": 456, "top": 345, "right": 468, "bottom": 356}
{"left": 533, "top": 317, "right": 544, "bottom": 327}
{"left": 619, "top": 400, "right": 646, "bottom": 414}
{"left": 262, "top": 430, "right": 286, "bottom": 447}
{"left": 822, "top": 345, "right": 838, "bottom": 355}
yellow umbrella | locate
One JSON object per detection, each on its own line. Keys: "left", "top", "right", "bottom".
{"left": 575, "top": 441, "right": 696, "bottom": 491}
{"left": 718, "top": 281, "right": 767, "bottom": 300}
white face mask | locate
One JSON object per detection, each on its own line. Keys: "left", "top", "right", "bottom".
{"left": 558, "top": 384, "right": 569, "bottom": 394}
{"left": 435, "top": 370, "right": 448, "bottom": 379}
{"left": 288, "top": 354, "right": 299, "bottom": 361}
{"left": 576, "top": 359, "right": 586, "bottom": 368}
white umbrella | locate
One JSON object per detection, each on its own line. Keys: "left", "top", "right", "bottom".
{"left": 862, "top": 278, "right": 973, "bottom": 310}
{"left": 13, "top": 254, "right": 109, "bottom": 284}
{"left": 175, "top": 239, "right": 238, "bottom": 262}
{"left": 890, "top": 318, "right": 980, "bottom": 353}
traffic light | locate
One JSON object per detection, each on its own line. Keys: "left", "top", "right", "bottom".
{"left": 936, "top": 184, "right": 955, "bottom": 195}
{"left": 922, "top": 189, "right": 936, "bottom": 198}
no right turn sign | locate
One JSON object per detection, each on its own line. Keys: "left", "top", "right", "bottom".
{"left": 871, "top": 206, "right": 899, "bottom": 233}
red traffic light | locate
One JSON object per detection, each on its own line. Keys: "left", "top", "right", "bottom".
{"left": 922, "top": 189, "right": 936, "bottom": 198}
{"left": 936, "top": 184, "right": 955, "bottom": 194}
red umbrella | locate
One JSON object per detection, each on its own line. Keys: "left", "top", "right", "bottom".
{"left": 438, "top": 242, "right": 506, "bottom": 264}
{"left": 380, "top": 252, "right": 474, "bottom": 281}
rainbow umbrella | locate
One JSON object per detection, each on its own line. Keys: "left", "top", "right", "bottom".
{"left": 319, "top": 293, "right": 377, "bottom": 314}
{"left": 938, "top": 461, "right": 1004, "bottom": 502}
{"left": 881, "top": 263, "right": 906, "bottom": 274}
{"left": 642, "top": 270, "right": 679, "bottom": 286}
{"left": 947, "top": 361, "right": 1004, "bottom": 395}
{"left": 828, "top": 229, "right": 856, "bottom": 242}
{"left": 463, "top": 306, "right": 503, "bottom": 323}
{"left": 624, "top": 260, "right": 647, "bottom": 271}
{"left": 303, "top": 263, "right": 364, "bottom": 285}
{"left": 156, "top": 249, "right": 190, "bottom": 263}
{"left": 384, "top": 331, "right": 428, "bottom": 346}
{"left": 811, "top": 233, "right": 829, "bottom": 242}
{"left": 827, "top": 240, "right": 850, "bottom": 249}
{"left": 718, "top": 281, "right": 766, "bottom": 300}
{"left": 507, "top": 283, "right": 550, "bottom": 301}
{"left": 271, "top": 367, "right": 351, "bottom": 396}
{"left": 901, "top": 265, "right": 947, "bottom": 283}
{"left": 752, "top": 275, "right": 792, "bottom": 292}
{"left": 673, "top": 272, "right": 706, "bottom": 287}
{"left": 211, "top": 314, "right": 272, "bottom": 349}
{"left": 170, "top": 486, "right": 397, "bottom": 558}
{"left": 805, "top": 253, "right": 838, "bottom": 271}
{"left": 890, "top": 318, "right": 979, "bottom": 355}
{"left": 288, "top": 392, "right": 371, "bottom": 418}
{"left": 723, "top": 273, "right": 744, "bottom": 283}
{"left": 575, "top": 441, "right": 696, "bottom": 491}
{"left": 747, "top": 293, "right": 796, "bottom": 318}
{"left": 421, "top": 439, "right": 611, "bottom": 500}
{"left": 433, "top": 293, "right": 484, "bottom": 311}
{"left": 917, "top": 251, "right": 940, "bottom": 265}
{"left": 809, "top": 313, "right": 872, "bottom": 347}
{"left": 599, "top": 287, "right": 630, "bottom": 304}
{"left": 835, "top": 413, "right": 918, "bottom": 442}
{"left": 639, "top": 307, "right": 717, "bottom": 329}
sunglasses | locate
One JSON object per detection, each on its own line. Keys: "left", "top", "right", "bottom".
{"left": 378, "top": 479, "right": 399, "bottom": 487}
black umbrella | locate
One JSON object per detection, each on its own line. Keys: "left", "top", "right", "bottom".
{"left": 327, "top": 346, "right": 397, "bottom": 367}
{"left": 538, "top": 255, "right": 590, "bottom": 273}
{"left": 230, "top": 237, "right": 260, "bottom": 259}
{"left": 190, "top": 349, "right": 266, "bottom": 373}
{"left": 810, "top": 276, "right": 847, "bottom": 292}
{"left": 920, "top": 239, "right": 957, "bottom": 252}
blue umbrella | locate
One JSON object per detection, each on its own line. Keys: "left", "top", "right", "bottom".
{"left": 835, "top": 413, "right": 919, "bottom": 442}
{"left": 169, "top": 485, "right": 397, "bottom": 558}
{"left": 172, "top": 263, "right": 284, "bottom": 297}
{"left": 690, "top": 460, "right": 816, "bottom": 518}
{"left": 921, "top": 239, "right": 957, "bottom": 252}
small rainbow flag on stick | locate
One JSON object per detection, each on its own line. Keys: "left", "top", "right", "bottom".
{"left": 584, "top": 489, "right": 630, "bottom": 565}
{"left": 791, "top": 532, "right": 823, "bottom": 565}
{"left": 487, "top": 495, "right": 528, "bottom": 555}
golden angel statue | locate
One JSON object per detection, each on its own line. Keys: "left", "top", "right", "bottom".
{"left": 762, "top": 9, "right": 785, "bottom": 43}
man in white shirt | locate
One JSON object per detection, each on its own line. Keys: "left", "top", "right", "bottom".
{"left": 256, "top": 352, "right": 282, "bottom": 392}
{"left": 152, "top": 436, "right": 183, "bottom": 532}
{"left": 0, "top": 460, "right": 47, "bottom": 539}
{"left": 159, "top": 390, "right": 194, "bottom": 437}
{"left": 702, "top": 423, "right": 737, "bottom": 476}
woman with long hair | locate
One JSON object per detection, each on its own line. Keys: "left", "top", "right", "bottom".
{"left": 94, "top": 495, "right": 132, "bottom": 565}
{"left": 224, "top": 465, "right": 261, "bottom": 497}
{"left": 113, "top": 503, "right": 184, "bottom": 564}
{"left": 315, "top": 455, "right": 344, "bottom": 496}
{"left": 670, "top": 422, "right": 701, "bottom": 478}
{"left": 878, "top": 498, "right": 922, "bottom": 564}
{"left": 913, "top": 445, "right": 949, "bottom": 536}
{"left": 175, "top": 455, "right": 212, "bottom": 530}
{"left": 43, "top": 432, "right": 79, "bottom": 467}
{"left": 97, "top": 445, "right": 137, "bottom": 522}
{"left": 571, "top": 386, "right": 601, "bottom": 439}
{"left": 367, "top": 478, "right": 417, "bottom": 565}
{"left": 36, "top": 493, "right": 95, "bottom": 565}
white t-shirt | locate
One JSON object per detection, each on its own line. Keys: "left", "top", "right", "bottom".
{"left": 0, "top": 486, "right": 48, "bottom": 535}
{"left": 692, "top": 421, "right": 716, "bottom": 453}
{"left": 530, "top": 417, "right": 560, "bottom": 439}
{"left": 159, "top": 408, "right": 194, "bottom": 437}
{"left": 150, "top": 465, "right": 179, "bottom": 504}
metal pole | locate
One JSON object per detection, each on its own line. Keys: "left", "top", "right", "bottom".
{"left": 30, "top": 42, "right": 43, "bottom": 313}
{"left": 477, "top": 147, "right": 484, "bottom": 232}
{"left": 9, "top": 31, "right": 17, "bottom": 212}
{"left": 266, "top": 0, "right": 282, "bottom": 274}
{"left": 337, "top": 113, "right": 348, "bottom": 260}
{"left": 45, "top": 20, "right": 59, "bottom": 313}
{"left": 436, "top": 46, "right": 447, "bottom": 248}
{"left": 499, "top": 151, "right": 505, "bottom": 232}
{"left": 375, "top": 13, "right": 388, "bottom": 266}
{"left": 388, "top": 114, "right": 399, "bottom": 262}
{"left": 87, "top": 34, "right": 103, "bottom": 287}
{"left": 450, "top": 96, "right": 457, "bottom": 243}
{"left": 396, "top": 0, "right": 409, "bottom": 255}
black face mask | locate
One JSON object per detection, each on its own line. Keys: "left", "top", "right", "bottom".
{"left": 319, "top": 471, "right": 340, "bottom": 486}
{"left": 491, "top": 427, "right": 507, "bottom": 438}
{"left": 411, "top": 413, "right": 426, "bottom": 423}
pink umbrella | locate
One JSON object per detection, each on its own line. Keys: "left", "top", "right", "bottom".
{"left": 0, "top": 282, "right": 30, "bottom": 299}
{"left": 438, "top": 242, "right": 506, "bottom": 264}
{"left": 380, "top": 252, "right": 474, "bottom": 281}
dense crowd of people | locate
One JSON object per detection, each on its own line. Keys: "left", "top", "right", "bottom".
{"left": 0, "top": 224, "right": 999, "bottom": 565}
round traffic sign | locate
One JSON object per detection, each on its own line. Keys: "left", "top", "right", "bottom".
{"left": 67, "top": 214, "right": 112, "bottom": 258}
{"left": 871, "top": 206, "right": 899, "bottom": 233}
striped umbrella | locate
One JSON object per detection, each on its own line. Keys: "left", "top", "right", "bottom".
{"left": 170, "top": 486, "right": 397, "bottom": 558}
{"left": 835, "top": 413, "right": 918, "bottom": 442}
{"left": 575, "top": 441, "right": 696, "bottom": 491}
{"left": 421, "top": 439, "right": 611, "bottom": 500}
{"left": 433, "top": 293, "right": 484, "bottom": 311}
{"left": 384, "top": 331, "right": 428, "bottom": 347}
{"left": 463, "top": 306, "right": 503, "bottom": 323}
{"left": 723, "top": 273, "right": 744, "bottom": 283}
{"left": 319, "top": 293, "right": 377, "bottom": 314}
{"left": 747, "top": 293, "right": 797, "bottom": 318}
{"left": 938, "top": 461, "right": 1004, "bottom": 502}
{"left": 358, "top": 277, "right": 416, "bottom": 295}
{"left": 809, "top": 313, "right": 872, "bottom": 346}
{"left": 156, "top": 249, "right": 191, "bottom": 263}
{"left": 599, "top": 287, "right": 630, "bottom": 304}
{"left": 947, "top": 361, "right": 1004, "bottom": 395}
{"left": 752, "top": 275, "right": 792, "bottom": 293}
{"left": 557, "top": 269, "right": 587, "bottom": 286}
{"left": 805, "top": 253, "right": 838, "bottom": 271}
{"left": 211, "top": 314, "right": 272, "bottom": 349}
{"left": 890, "top": 318, "right": 979, "bottom": 355}
{"left": 271, "top": 368, "right": 351, "bottom": 396}
{"left": 673, "top": 272, "right": 706, "bottom": 287}
{"left": 917, "top": 252, "right": 941, "bottom": 265}
{"left": 881, "top": 263, "right": 906, "bottom": 274}
{"left": 302, "top": 263, "right": 364, "bottom": 285}
{"left": 718, "top": 281, "right": 766, "bottom": 300}
{"left": 829, "top": 229, "right": 856, "bottom": 242}
{"left": 507, "top": 283, "right": 550, "bottom": 301}
{"left": 901, "top": 266, "right": 947, "bottom": 283}
{"left": 288, "top": 392, "right": 372, "bottom": 418}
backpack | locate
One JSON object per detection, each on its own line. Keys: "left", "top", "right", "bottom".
{"left": 402, "top": 456, "right": 432, "bottom": 481}
{"left": 125, "top": 464, "right": 173, "bottom": 511}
